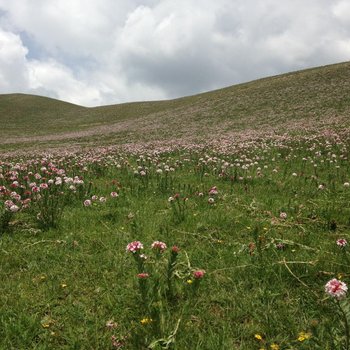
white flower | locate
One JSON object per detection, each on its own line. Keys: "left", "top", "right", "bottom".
{"left": 9, "top": 204, "right": 20, "bottom": 212}
{"left": 84, "top": 199, "right": 92, "bottom": 207}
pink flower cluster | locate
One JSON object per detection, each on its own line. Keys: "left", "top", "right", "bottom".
{"left": 325, "top": 278, "right": 348, "bottom": 300}
{"left": 336, "top": 238, "right": 348, "bottom": 248}
{"left": 151, "top": 241, "right": 167, "bottom": 252}
{"left": 126, "top": 241, "right": 144, "bottom": 253}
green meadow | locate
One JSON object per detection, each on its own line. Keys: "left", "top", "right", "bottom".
{"left": 1, "top": 62, "right": 350, "bottom": 349}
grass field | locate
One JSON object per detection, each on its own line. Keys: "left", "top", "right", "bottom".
{"left": 1, "top": 62, "right": 350, "bottom": 349}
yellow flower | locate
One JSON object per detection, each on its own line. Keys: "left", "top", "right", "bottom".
{"left": 297, "top": 331, "right": 311, "bottom": 342}
{"left": 41, "top": 316, "right": 55, "bottom": 328}
{"left": 140, "top": 318, "right": 152, "bottom": 325}
{"left": 270, "top": 344, "right": 279, "bottom": 350}
{"left": 254, "top": 334, "right": 263, "bottom": 341}
{"left": 187, "top": 279, "right": 193, "bottom": 284}
{"left": 61, "top": 283, "right": 67, "bottom": 288}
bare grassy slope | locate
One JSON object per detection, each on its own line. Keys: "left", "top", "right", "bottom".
{"left": 1, "top": 61, "right": 349, "bottom": 148}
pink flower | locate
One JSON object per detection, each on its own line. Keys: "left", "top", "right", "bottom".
{"left": 337, "top": 239, "right": 348, "bottom": 248}
{"left": 151, "top": 241, "right": 167, "bottom": 252}
{"left": 137, "top": 273, "right": 149, "bottom": 279}
{"left": 110, "top": 191, "right": 119, "bottom": 198}
{"left": 193, "top": 270, "right": 206, "bottom": 279}
{"left": 126, "top": 241, "right": 143, "bottom": 253}
{"left": 325, "top": 278, "right": 348, "bottom": 300}
{"left": 208, "top": 186, "right": 218, "bottom": 196}
{"left": 279, "top": 212, "right": 287, "bottom": 220}
{"left": 171, "top": 246, "right": 180, "bottom": 254}
{"left": 4, "top": 200, "right": 14, "bottom": 208}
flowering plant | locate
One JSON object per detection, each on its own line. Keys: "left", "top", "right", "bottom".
{"left": 126, "top": 240, "right": 205, "bottom": 348}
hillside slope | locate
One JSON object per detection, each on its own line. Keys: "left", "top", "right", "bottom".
{"left": 1, "top": 61, "right": 350, "bottom": 150}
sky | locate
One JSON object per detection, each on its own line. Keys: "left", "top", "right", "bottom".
{"left": 0, "top": 0, "right": 349, "bottom": 107}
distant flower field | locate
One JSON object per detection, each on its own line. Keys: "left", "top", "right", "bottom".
{"left": 1, "top": 127, "right": 350, "bottom": 349}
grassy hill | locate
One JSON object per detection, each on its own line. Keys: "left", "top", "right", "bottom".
{"left": 1, "top": 61, "right": 350, "bottom": 151}
{"left": 2, "top": 62, "right": 350, "bottom": 349}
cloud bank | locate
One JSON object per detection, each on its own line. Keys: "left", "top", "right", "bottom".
{"left": 0, "top": 0, "right": 349, "bottom": 106}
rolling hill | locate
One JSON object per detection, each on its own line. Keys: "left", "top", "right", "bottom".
{"left": 1, "top": 61, "right": 350, "bottom": 152}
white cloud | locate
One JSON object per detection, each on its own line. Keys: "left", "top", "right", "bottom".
{"left": 0, "top": 29, "right": 29, "bottom": 91}
{"left": 0, "top": 0, "right": 349, "bottom": 106}
{"left": 28, "top": 59, "right": 103, "bottom": 106}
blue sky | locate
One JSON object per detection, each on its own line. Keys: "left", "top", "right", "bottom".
{"left": 0, "top": 0, "right": 349, "bottom": 106}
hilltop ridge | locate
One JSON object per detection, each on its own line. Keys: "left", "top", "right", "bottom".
{"left": 1, "top": 61, "right": 350, "bottom": 151}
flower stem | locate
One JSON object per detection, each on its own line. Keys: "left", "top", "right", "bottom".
{"left": 338, "top": 300, "right": 350, "bottom": 350}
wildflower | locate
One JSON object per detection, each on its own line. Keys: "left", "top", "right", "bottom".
{"left": 10, "top": 181, "right": 19, "bottom": 188}
{"left": 110, "top": 191, "right": 119, "bottom": 198}
{"left": 270, "top": 344, "right": 279, "bottom": 350}
{"left": 279, "top": 212, "right": 287, "bottom": 220}
{"left": 208, "top": 197, "right": 215, "bottom": 204}
{"left": 151, "top": 241, "right": 167, "bottom": 252}
{"left": 111, "top": 335, "right": 125, "bottom": 348}
{"left": 275, "top": 242, "right": 285, "bottom": 250}
{"left": 106, "top": 320, "right": 118, "bottom": 329}
{"left": 32, "top": 186, "right": 40, "bottom": 193}
{"left": 325, "top": 278, "right": 348, "bottom": 300}
{"left": 193, "top": 270, "right": 206, "bottom": 279}
{"left": 248, "top": 242, "right": 256, "bottom": 255}
{"left": 171, "top": 245, "right": 180, "bottom": 254}
{"left": 168, "top": 196, "right": 174, "bottom": 202}
{"left": 254, "top": 333, "right": 263, "bottom": 340}
{"left": 99, "top": 196, "right": 106, "bottom": 203}
{"left": 41, "top": 316, "right": 54, "bottom": 328}
{"left": 208, "top": 186, "right": 218, "bottom": 195}
{"left": 344, "top": 182, "right": 350, "bottom": 187}
{"left": 337, "top": 238, "right": 348, "bottom": 248}
{"left": 297, "top": 331, "right": 311, "bottom": 342}
{"left": 61, "top": 283, "right": 67, "bottom": 288}
{"left": 137, "top": 273, "right": 149, "bottom": 279}
{"left": 186, "top": 279, "right": 193, "bottom": 284}
{"left": 9, "top": 204, "right": 20, "bottom": 212}
{"left": 10, "top": 191, "right": 21, "bottom": 200}
{"left": 140, "top": 318, "right": 152, "bottom": 325}
{"left": 126, "top": 241, "right": 143, "bottom": 253}
{"left": 83, "top": 199, "right": 92, "bottom": 207}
